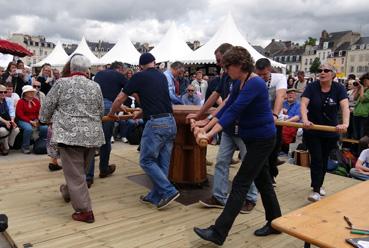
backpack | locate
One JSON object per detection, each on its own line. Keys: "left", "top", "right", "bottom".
{"left": 126, "top": 125, "right": 144, "bottom": 145}
{"left": 33, "top": 138, "right": 47, "bottom": 154}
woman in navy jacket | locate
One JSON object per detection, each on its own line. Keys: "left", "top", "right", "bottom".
{"left": 193, "top": 46, "right": 282, "bottom": 245}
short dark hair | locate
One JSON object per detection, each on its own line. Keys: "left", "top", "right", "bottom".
{"left": 222, "top": 46, "right": 254, "bottom": 73}
{"left": 360, "top": 73, "right": 369, "bottom": 82}
{"left": 255, "top": 58, "right": 271, "bottom": 70}
{"left": 297, "top": 70, "right": 305, "bottom": 75}
{"left": 16, "top": 59, "right": 23, "bottom": 65}
{"left": 170, "top": 61, "right": 184, "bottom": 70}
{"left": 110, "top": 61, "right": 124, "bottom": 69}
{"left": 348, "top": 74, "right": 356, "bottom": 80}
{"left": 214, "top": 43, "right": 233, "bottom": 55}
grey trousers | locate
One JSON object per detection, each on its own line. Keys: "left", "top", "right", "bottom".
{"left": 0, "top": 127, "right": 20, "bottom": 150}
{"left": 58, "top": 146, "right": 95, "bottom": 212}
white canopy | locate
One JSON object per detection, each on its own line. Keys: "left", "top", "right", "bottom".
{"left": 0, "top": 53, "right": 13, "bottom": 68}
{"left": 70, "top": 37, "right": 99, "bottom": 64}
{"left": 150, "top": 23, "right": 194, "bottom": 63}
{"left": 97, "top": 34, "right": 141, "bottom": 65}
{"left": 33, "top": 41, "right": 69, "bottom": 67}
{"left": 184, "top": 14, "right": 285, "bottom": 68}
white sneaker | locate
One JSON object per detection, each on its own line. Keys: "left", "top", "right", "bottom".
{"left": 111, "top": 137, "right": 115, "bottom": 143}
{"left": 122, "top": 137, "right": 128, "bottom": 143}
{"left": 308, "top": 192, "right": 321, "bottom": 202}
{"left": 319, "top": 187, "right": 326, "bottom": 196}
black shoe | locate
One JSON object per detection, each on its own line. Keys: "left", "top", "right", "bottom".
{"left": 193, "top": 227, "right": 224, "bottom": 246}
{"left": 254, "top": 222, "right": 281, "bottom": 236}
{"left": 49, "top": 163, "right": 62, "bottom": 171}
{"left": 86, "top": 179, "right": 94, "bottom": 189}
{"left": 139, "top": 195, "right": 153, "bottom": 205}
{"left": 157, "top": 192, "right": 180, "bottom": 210}
{"left": 99, "top": 164, "right": 116, "bottom": 178}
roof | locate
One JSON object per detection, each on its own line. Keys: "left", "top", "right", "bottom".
{"left": 328, "top": 31, "right": 352, "bottom": 42}
{"left": 354, "top": 36, "right": 369, "bottom": 45}
{"left": 69, "top": 37, "right": 99, "bottom": 64}
{"left": 183, "top": 14, "right": 285, "bottom": 68}
{"left": 33, "top": 41, "right": 69, "bottom": 67}
{"left": 98, "top": 34, "right": 141, "bottom": 65}
{"left": 150, "top": 23, "right": 194, "bottom": 63}
{"left": 252, "top": 45, "right": 265, "bottom": 55}
{"left": 335, "top": 42, "right": 351, "bottom": 52}
{"left": 273, "top": 47, "right": 305, "bottom": 56}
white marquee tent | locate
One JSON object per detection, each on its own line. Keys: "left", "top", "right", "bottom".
{"left": 150, "top": 23, "right": 194, "bottom": 63}
{"left": 97, "top": 34, "right": 141, "bottom": 65}
{"left": 70, "top": 37, "right": 99, "bottom": 64}
{"left": 183, "top": 14, "right": 285, "bottom": 68}
{"left": 0, "top": 53, "right": 13, "bottom": 68}
{"left": 33, "top": 41, "right": 69, "bottom": 67}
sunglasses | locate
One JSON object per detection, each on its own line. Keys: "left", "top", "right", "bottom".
{"left": 33, "top": 85, "right": 41, "bottom": 88}
{"left": 318, "top": 69, "right": 332, "bottom": 73}
{"left": 0, "top": 91, "right": 6, "bottom": 94}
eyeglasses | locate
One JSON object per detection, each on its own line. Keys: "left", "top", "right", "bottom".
{"left": 0, "top": 91, "right": 6, "bottom": 94}
{"left": 318, "top": 69, "right": 332, "bottom": 73}
{"left": 33, "top": 85, "right": 41, "bottom": 89}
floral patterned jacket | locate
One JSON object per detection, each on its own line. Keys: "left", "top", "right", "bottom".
{"left": 40, "top": 75, "right": 105, "bottom": 148}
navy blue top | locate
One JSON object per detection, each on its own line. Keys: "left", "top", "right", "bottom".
{"left": 123, "top": 68, "right": 172, "bottom": 120}
{"left": 215, "top": 73, "right": 233, "bottom": 100}
{"left": 94, "top": 69, "right": 128, "bottom": 102}
{"left": 217, "top": 76, "right": 276, "bottom": 141}
{"left": 302, "top": 80, "right": 347, "bottom": 137}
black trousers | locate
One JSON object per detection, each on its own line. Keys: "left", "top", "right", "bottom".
{"left": 268, "top": 126, "right": 282, "bottom": 178}
{"left": 304, "top": 134, "right": 338, "bottom": 192}
{"left": 213, "top": 137, "right": 282, "bottom": 241}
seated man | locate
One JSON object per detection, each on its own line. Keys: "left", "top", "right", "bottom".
{"left": 280, "top": 88, "right": 301, "bottom": 154}
{"left": 182, "top": 85, "right": 202, "bottom": 106}
{"left": 350, "top": 147, "right": 369, "bottom": 181}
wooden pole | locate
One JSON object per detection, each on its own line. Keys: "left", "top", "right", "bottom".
{"left": 102, "top": 115, "right": 134, "bottom": 122}
{"left": 275, "top": 121, "right": 343, "bottom": 133}
{"left": 190, "top": 119, "right": 208, "bottom": 147}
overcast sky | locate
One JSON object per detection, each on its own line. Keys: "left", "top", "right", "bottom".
{"left": 0, "top": 0, "right": 368, "bottom": 47}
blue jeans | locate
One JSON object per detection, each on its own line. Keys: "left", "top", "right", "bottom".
{"left": 350, "top": 168, "right": 369, "bottom": 181}
{"left": 118, "top": 119, "right": 144, "bottom": 138}
{"left": 140, "top": 115, "right": 177, "bottom": 205}
{"left": 213, "top": 132, "right": 258, "bottom": 205}
{"left": 87, "top": 99, "right": 113, "bottom": 180}
{"left": 18, "top": 120, "right": 48, "bottom": 150}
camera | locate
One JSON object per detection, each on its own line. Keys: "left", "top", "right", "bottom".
{"left": 353, "top": 81, "right": 359, "bottom": 87}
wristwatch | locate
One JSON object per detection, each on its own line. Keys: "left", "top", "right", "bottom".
{"left": 207, "top": 114, "right": 213, "bottom": 120}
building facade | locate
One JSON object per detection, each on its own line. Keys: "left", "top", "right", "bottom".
{"left": 9, "top": 33, "right": 55, "bottom": 66}
{"left": 273, "top": 47, "right": 304, "bottom": 75}
{"left": 346, "top": 37, "right": 369, "bottom": 78}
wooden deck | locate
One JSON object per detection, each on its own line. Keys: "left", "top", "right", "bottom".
{"left": 0, "top": 143, "right": 360, "bottom": 248}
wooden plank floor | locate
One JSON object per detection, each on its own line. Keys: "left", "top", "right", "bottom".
{"left": 0, "top": 143, "right": 360, "bottom": 248}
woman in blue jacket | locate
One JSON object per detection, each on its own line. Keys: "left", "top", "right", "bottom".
{"left": 193, "top": 47, "right": 281, "bottom": 245}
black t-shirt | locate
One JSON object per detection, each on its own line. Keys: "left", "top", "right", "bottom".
{"left": 215, "top": 73, "right": 233, "bottom": 100}
{"left": 123, "top": 68, "right": 172, "bottom": 119}
{"left": 37, "top": 76, "right": 52, "bottom": 95}
{"left": 95, "top": 69, "right": 127, "bottom": 102}
{"left": 302, "top": 81, "right": 348, "bottom": 137}
{"left": 205, "top": 76, "right": 221, "bottom": 104}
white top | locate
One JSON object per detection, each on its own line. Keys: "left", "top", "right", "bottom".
{"left": 270, "top": 73, "right": 287, "bottom": 90}
{"left": 358, "top": 149, "right": 369, "bottom": 168}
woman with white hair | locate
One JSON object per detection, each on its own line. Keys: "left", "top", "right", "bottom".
{"left": 40, "top": 54, "right": 105, "bottom": 223}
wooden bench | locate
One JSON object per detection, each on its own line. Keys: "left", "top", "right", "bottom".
{"left": 272, "top": 180, "right": 369, "bottom": 248}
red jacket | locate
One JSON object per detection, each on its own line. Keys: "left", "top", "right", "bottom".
{"left": 16, "top": 98, "right": 41, "bottom": 123}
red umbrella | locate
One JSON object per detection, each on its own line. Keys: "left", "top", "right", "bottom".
{"left": 0, "top": 39, "right": 33, "bottom": 57}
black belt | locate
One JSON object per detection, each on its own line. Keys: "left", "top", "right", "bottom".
{"left": 150, "top": 113, "right": 172, "bottom": 119}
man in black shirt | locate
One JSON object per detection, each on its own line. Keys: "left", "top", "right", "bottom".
{"left": 109, "top": 53, "right": 179, "bottom": 210}
{"left": 87, "top": 62, "right": 128, "bottom": 187}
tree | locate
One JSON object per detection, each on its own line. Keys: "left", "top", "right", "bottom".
{"left": 304, "top": 37, "right": 317, "bottom": 46}
{"left": 310, "top": 58, "right": 321, "bottom": 74}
